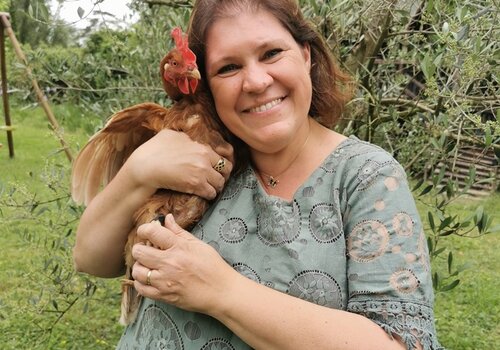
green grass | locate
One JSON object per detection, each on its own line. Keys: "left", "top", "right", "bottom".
{"left": 430, "top": 195, "right": 500, "bottom": 349}
{"left": 0, "top": 103, "right": 122, "bottom": 349}
{"left": 0, "top": 104, "right": 498, "bottom": 349}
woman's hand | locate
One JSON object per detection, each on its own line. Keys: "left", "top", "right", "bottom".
{"left": 73, "top": 129, "right": 233, "bottom": 277}
{"left": 131, "top": 214, "right": 237, "bottom": 313}
{"left": 123, "top": 129, "right": 233, "bottom": 200}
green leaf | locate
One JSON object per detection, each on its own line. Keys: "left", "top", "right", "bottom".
{"left": 448, "top": 251, "right": 453, "bottom": 274}
{"left": 420, "top": 53, "right": 436, "bottom": 80}
{"left": 441, "top": 279, "right": 460, "bottom": 292}
{"left": 433, "top": 247, "right": 446, "bottom": 256}
{"left": 439, "top": 216, "right": 455, "bottom": 231}
{"left": 439, "top": 229, "right": 454, "bottom": 236}
{"left": 427, "top": 237, "right": 434, "bottom": 254}
{"left": 428, "top": 211, "right": 435, "bottom": 232}
{"left": 436, "top": 165, "right": 446, "bottom": 187}
{"left": 432, "top": 272, "right": 439, "bottom": 289}
{"left": 77, "top": 7, "right": 85, "bottom": 19}
{"left": 484, "top": 126, "right": 492, "bottom": 148}
{"left": 412, "top": 178, "right": 424, "bottom": 191}
{"left": 468, "top": 166, "right": 477, "bottom": 185}
{"left": 474, "top": 206, "right": 484, "bottom": 225}
{"left": 456, "top": 24, "right": 469, "bottom": 41}
{"left": 446, "top": 181, "right": 455, "bottom": 198}
{"left": 420, "top": 184, "right": 433, "bottom": 196}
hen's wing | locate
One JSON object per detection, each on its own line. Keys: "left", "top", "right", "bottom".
{"left": 71, "top": 103, "right": 170, "bottom": 206}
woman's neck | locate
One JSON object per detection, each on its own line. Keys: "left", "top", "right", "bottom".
{"left": 251, "top": 119, "right": 345, "bottom": 200}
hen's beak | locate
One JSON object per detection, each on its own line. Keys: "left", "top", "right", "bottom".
{"left": 188, "top": 67, "right": 201, "bottom": 80}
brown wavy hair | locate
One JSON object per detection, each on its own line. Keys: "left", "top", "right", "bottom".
{"left": 188, "top": 0, "right": 352, "bottom": 127}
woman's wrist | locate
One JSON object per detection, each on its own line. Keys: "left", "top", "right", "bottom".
{"left": 120, "top": 158, "right": 159, "bottom": 197}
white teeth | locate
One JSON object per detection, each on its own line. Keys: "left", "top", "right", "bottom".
{"left": 249, "top": 98, "right": 282, "bottom": 113}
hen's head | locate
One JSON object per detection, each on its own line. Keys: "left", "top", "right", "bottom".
{"left": 160, "top": 27, "right": 201, "bottom": 100}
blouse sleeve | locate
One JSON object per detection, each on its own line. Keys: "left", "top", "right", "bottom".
{"left": 341, "top": 147, "right": 444, "bottom": 350}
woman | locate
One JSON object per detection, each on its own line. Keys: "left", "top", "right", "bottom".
{"left": 73, "top": 0, "right": 443, "bottom": 349}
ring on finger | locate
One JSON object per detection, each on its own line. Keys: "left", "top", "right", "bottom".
{"left": 146, "top": 269, "right": 152, "bottom": 286}
{"left": 213, "top": 157, "right": 226, "bottom": 172}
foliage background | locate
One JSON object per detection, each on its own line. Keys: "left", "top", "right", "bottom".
{"left": 0, "top": 0, "right": 498, "bottom": 349}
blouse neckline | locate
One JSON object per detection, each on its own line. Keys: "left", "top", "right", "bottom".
{"left": 250, "top": 135, "right": 359, "bottom": 204}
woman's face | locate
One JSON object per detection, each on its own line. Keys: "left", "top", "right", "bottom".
{"left": 205, "top": 9, "right": 312, "bottom": 154}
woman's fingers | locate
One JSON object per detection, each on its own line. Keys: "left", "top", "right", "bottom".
{"left": 214, "top": 142, "right": 234, "bottom": 165}
{"left": 125, "top": 129, "right": 233, "bottom": 200}
{"left": 136, "top": 221, "right": 176, "bottom": 251}
{"left": 131, "top": 261, "right": 155, "bottom": 286}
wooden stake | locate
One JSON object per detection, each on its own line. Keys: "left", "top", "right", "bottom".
{"left": 0, "top": 12, "right": 73, "bottom": 162}
{"left": 0, "top": 20, "right": 14, "bottom": 158}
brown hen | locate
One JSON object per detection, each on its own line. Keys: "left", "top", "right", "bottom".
{"left": 71, "top": 27, "right": 228, "bottom": 325}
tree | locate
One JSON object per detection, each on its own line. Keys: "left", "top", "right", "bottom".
{"left": 8, "top": 0, "right": 75, "bottom": 48}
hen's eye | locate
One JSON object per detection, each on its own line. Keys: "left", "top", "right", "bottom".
{"left": 217, "top": 64, "right": 239, "bottom": 75}
{"left": 263, "top": 48, "right": 283, "bottom": 60}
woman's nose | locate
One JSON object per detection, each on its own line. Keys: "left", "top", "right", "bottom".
{"left": 242, "top": 63, "right": 273, "bottom": 93}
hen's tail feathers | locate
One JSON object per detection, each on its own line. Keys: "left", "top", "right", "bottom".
{"left": 119, "top": 273, "right": 142, "bottom": 325}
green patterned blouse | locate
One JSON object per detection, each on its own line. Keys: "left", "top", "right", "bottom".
{"left": 116, "top": 136, "right": 443, "bottom": 350}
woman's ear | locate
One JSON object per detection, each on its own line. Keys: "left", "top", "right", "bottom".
{"left": 302, "top": 42, "right": 312, "bottom": 73}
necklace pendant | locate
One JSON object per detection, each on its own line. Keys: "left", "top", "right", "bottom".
{"left": 268, "top": 176, "right": 279, "bottom": 188}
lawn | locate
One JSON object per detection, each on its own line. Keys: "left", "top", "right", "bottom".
{"left": 0, "top": 104, "right": 498, "bottom": 349}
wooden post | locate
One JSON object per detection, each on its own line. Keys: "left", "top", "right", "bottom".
{"left": 0, "top": 12, "right": 73, "bottom": 162}
{"left": 0, "top": 17, "right": 14, "bottom": 158}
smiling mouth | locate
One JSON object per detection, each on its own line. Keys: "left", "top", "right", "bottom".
{"left": 246, "top": 97, "right": 284, "bottom": 113}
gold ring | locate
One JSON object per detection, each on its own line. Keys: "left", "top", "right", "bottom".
{"left": 213, "top": 157, "right": 226, "bottom": 172}
{"left": 146, "top": 269, "right": 152, "bottom": 286}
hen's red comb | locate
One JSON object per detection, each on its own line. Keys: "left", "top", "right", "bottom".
{"left": 171, "top": 27, "right": 196, "bottom": 65}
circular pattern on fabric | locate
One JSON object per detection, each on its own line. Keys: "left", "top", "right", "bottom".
{"left": 321, "top": 143, "right": 354, "bottom": 172}
{"left": 287, "top": 270, "right": 343, "bottom": 309}
{"left": 136, "top": 305, "right": 183, "bottom": 350}
{"left": 320, "top": 157, "right": 337, "bottom": 173}
{"left": 347, "top": 220, "right": 389, "bottom": 263}
{"left": 201, "top": 338, "right": 235, "bottom": 350}
{"left": 302, "top": 186, "right": 315, "bottom": 197}
{"left": 309, "top": 203, "right": 343, "bottom": 243}
{"left": 219, "top": 218, "right": 248, "bottom": 243}
{"left": 232, "top": 263, "right": 261, "bottom": 283}
{"left": 390, "top": 269, "right": 420, "bottom": 294}
{"left": 219, "top": 177, "right": 242, "bottom": 200}
{"left": 183, "top": 321, "right": 201, "bottom": 341}
{"left": 191, "top": 223, "right": 204, "bottom": 240}
{"left": 384, "top": 176, "right": 400, "bottom": 191}
{"left": 417, "top": 230, "right": 430, "bottom": 272}
{"left": 255, "top": 196, "right": 301, "bottom": 246}
{"left": 242, "top": 168, "right": 258, "bottom": 189}
{"left": 392, "top": 212, "right": 414, "bottom": 237}
{"left": 356, "top": 159, "right": 380, "bottom": 190}
{"left": 374, "top": 199, "right": 385, "bottom": 211}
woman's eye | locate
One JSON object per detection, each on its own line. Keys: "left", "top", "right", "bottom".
{"left": 263, "top": 48, "right": 283, "bottom": 60}
{"left": 217, "top": 64, "right": 240, "bottom": 75}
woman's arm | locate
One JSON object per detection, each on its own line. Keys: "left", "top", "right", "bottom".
{"left": 131, "top": 215, "right": 409, "bottom": 350}
{"left": 73, "top": 129, "right": 232, "bottom": 277}
{"left": 214, "top": 271, "right": 408, "bottom": 350}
